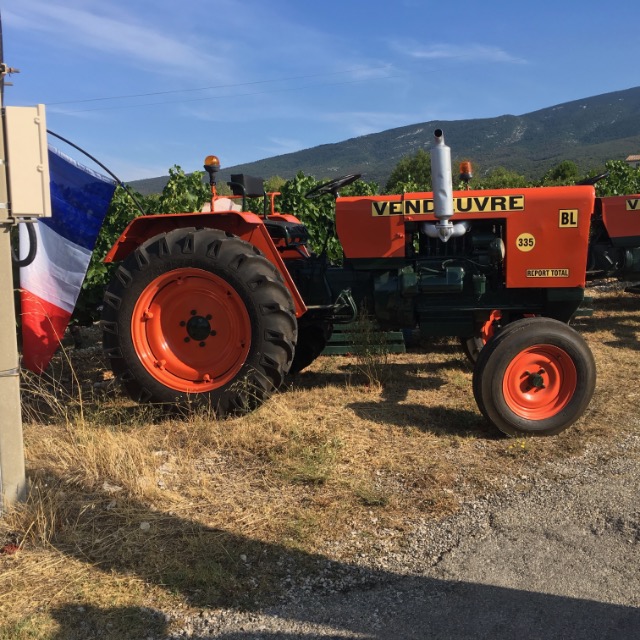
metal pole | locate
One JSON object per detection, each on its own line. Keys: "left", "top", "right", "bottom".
{"left": 0, "top": 89, "right": 27, "bottom": 511}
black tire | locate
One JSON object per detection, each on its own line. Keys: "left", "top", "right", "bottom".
{"left": 472, "top": 317, "right": 595, "bottom": 437}
{"left": 101, "top": 227, "right": 297, "bottom": 416}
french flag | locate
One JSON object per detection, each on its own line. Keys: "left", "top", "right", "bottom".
{"left": 19, "top": 147, "right": 116, "bottom": 373}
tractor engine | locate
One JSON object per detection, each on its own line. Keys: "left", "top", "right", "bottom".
{"left": 361, "top": 220, "right": 507, "bottom": 335}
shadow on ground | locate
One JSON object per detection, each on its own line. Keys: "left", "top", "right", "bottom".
{"left": 347, "top": 401, "right": 495, "bottom": 438}
{"left": 577, "top": 292, "right": 640, "bottom": 350}
{"left": 24, "top": 473, "right": 639, "bottom": 640}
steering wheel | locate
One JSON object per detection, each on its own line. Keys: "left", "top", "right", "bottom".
{"left": 304, "top": 173, "right": 362, "bottom": 199}
{"left": 576, "top": 172, "right": 609, "bottom": 186}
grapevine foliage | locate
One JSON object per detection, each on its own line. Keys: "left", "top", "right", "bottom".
{"left": 595, "top": 160, "right": 640, "bottom": 197}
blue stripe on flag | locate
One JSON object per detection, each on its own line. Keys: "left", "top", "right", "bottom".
{"left": 41, "top": 147, "right": 117, "bottom": 251}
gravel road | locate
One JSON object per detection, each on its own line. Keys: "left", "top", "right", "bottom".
{"left": 164, "top": 434, "right": 640, "bottom": 639}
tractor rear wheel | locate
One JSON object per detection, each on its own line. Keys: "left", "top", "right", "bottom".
{"left": 101, "top": 227, "right": 297, "bottom": 416}
{"left": 472, "top": 317, "right": 595, "bottom": 437}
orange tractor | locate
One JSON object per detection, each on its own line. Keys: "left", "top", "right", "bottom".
{"left": 101, "top": 130, "right": 640, "bottom": 436}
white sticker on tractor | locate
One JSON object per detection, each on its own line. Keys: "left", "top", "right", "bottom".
{"left": 526, "top": 269, "right": 570, "bottom": 278}
{"left": 516, "top": 233, "right": 536, "bottom": 252}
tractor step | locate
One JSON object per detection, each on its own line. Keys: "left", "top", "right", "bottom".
{"left": 573, "top": 296, "right": 594, "bottom": 317}
{"left": 321, "top": 322, "right": 406, "bottom": 355}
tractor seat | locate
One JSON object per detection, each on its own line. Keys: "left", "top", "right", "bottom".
{"left": 263, "top": 219, "right": 309, "bottom": 247}
{"left": 228, "top": 174, "right": 265, "bottom": 198}
{"left": 228, "top": 174, "right": 309, "bottom": 249}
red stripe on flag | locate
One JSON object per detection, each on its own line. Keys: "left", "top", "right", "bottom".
{"left": 20, "top": 290, "right": 71, "bottom": 373}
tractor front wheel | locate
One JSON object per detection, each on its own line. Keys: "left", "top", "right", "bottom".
{"left": 472, "top": 317, "right": 595, "bottom": 436}
{"left": 101, "top": 227, "right": 297, "bottom": 416}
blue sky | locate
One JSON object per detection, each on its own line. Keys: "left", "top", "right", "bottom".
{"left": 3, "top": 0, "right": 639, "bottom": 181}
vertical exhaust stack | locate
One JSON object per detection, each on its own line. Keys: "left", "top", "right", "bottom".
{"left": 422, "top": 129, "right": 468, "bottom": 242}
{"left": 431, "top": 128, "right": 454, "bottom": 225}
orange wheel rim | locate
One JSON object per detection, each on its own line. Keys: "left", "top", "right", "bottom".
{"left": 503, "top": 345, "right": 577, "bottom": 420}
{"left": 131, "top": 268, "right": 251, "bottom": 393}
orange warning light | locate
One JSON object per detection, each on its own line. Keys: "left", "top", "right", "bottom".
{"left": 204, "top": 155, "right": 221, "bottom": 170}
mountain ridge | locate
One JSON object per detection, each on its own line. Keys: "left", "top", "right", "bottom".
{"left": 130, "top": 85, "right": 640, "bottom": 194}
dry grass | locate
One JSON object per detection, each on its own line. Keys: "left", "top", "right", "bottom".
{"left": 1, "top": 287, "right": 639, "bottom": 638}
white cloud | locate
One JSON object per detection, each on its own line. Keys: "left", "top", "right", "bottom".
{"left": 258, "top": 137, "right": 304, "bottom": 157}
{"left": 46, "top": 105, "right": 104, "bottom": 120}
{"left": 393, "top": 41, "right": 527, "bottom": 65}
{"left": 5, "top": 0, "right": 225, "bottom": 77}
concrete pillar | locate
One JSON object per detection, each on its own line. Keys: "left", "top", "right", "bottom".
{"left": 0, "top": 95, "right": 27, "bottom": 511}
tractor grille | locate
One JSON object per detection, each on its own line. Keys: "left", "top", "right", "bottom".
{"left": 419, "top": 222, "right": 505, "bottom": 260}
{"left": 421, "top": 234, "right": 468, "bottom": 258}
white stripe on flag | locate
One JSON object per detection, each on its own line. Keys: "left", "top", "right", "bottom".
{"left": 19, "top": 222, "right": 92, "bottom": 314}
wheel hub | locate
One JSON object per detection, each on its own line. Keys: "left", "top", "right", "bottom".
{"left": 186, "top": 312, "right": 213, "bottom": 342}
{"left": 526, "top": 369, "right": 546, "bottom": 390}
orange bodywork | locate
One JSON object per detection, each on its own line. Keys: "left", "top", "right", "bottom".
{"left": 336, "top": 185, "right": 596, "bottom": 288}
{"left": 104, "top": 209, "right": 308, "bottom": 317}
{"left": 600, "top": 194, "right": 640, "bottom": 243}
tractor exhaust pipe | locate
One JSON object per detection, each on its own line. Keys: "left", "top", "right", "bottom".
{"left": 421, "top": 129, "right": 468, "bottom": 242}
{"left": 431, "top": 129, "right": 454, "bottom": 222}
